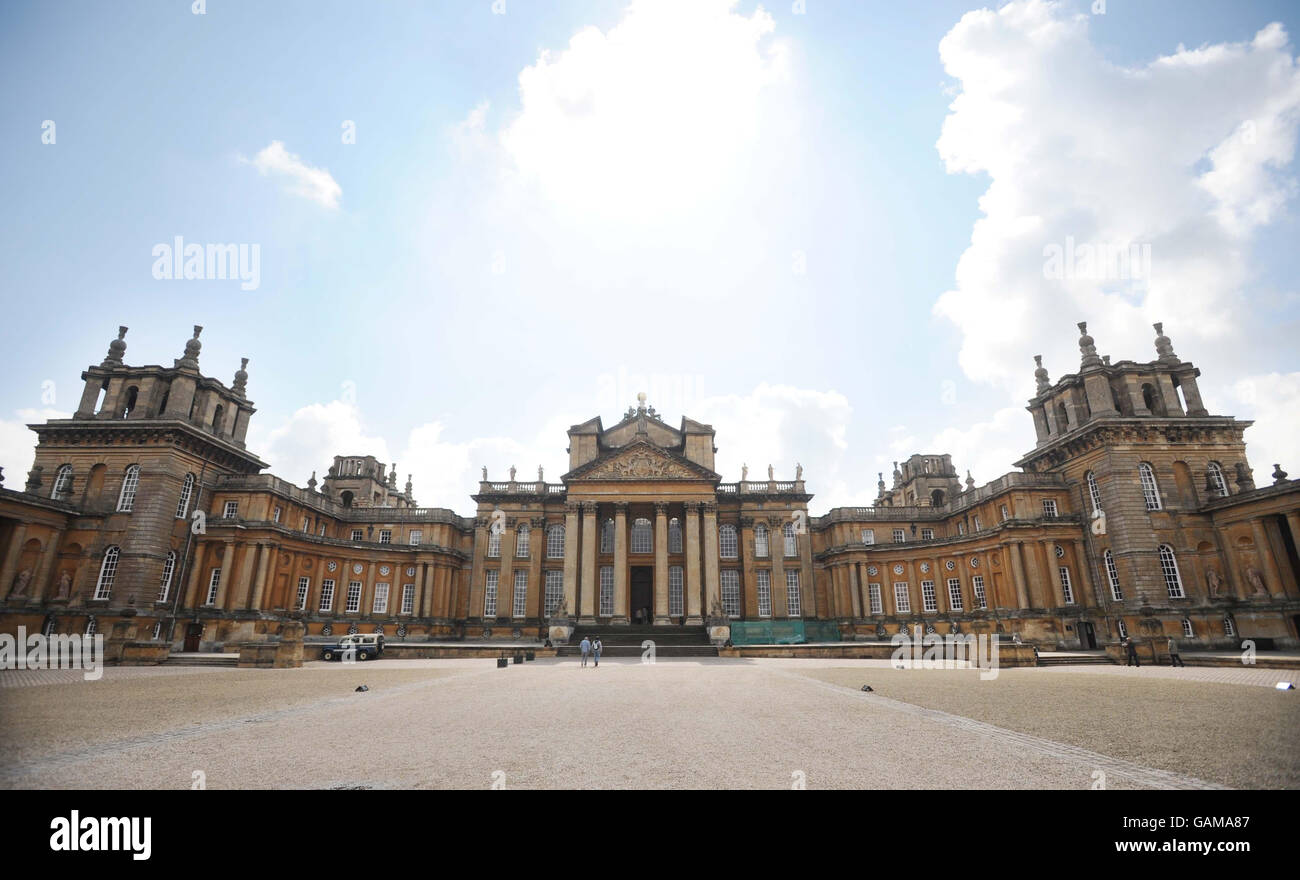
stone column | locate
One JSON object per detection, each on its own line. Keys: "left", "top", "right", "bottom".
{"left": 1250, "top": 519, "right": 1284, "bottom": 597}
{"left": 613, "top": 502, "right": 629, "bottom": 624}
{"left": 848, "top": 563, "right": 862, "bottom": 618}
{"left": 184, "top": 542, "right": 208, "bottom": 608}
{"left": 214, "top": 541, "right": 236, "bottom": 607}
{"left": 799, "top": 529, "right": 816, "bottom": 617}
{"left": 528, "top": 517, "right": 545, "bottom": 620}
{"left": 562, "top": 502, "right": 580, "bottom": 615}
{"left": 654, "top": 502, "right": 670, "bottom": 624}
{"left": 29, "top": 533, "right": 62, "bottom": 603}
{"left": 739, "top": 517, "right": 757, "bottom": 618}
{"left": 421, "top": 563, "right": 435, "bottom": 618}
{"left": 468, "top": 518, "right": 487, "bottom": 621}
{"left": 684, "top": 502, "right": 703, "bottom": 625}
{"left": 250, "top": 542, "right": 272, "bottom": 610}
{"left": 1071, "top": 540, "right": 1095, "bottom": 608}
{"left": 580, "top": 503, "right": 597, "bottom": 624}
{"left": 500, "top": 520, "right": 516, "bottom": 616}
{"left": 1009, "top": 543, "right": 1029, "bottom": 609}
{"left": 770, "top": 518, "right": 788, "bottom": 619}
{"left": 0, "top": 524, "right": 27, "bottom": 598}
{"left": 880, "top": 566, "right": 894, "bottom": 616}
{"left": 361, "top": 561, "right": 376, "bottom": 617}
{"left": 702, "top": 503, "right": 720, "bottom": 617}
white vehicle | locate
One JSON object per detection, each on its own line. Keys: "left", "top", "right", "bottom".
{"left": 321, "top": 633, "right": 386, "bottom": 661}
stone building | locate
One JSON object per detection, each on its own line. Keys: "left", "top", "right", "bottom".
{"left": 1, "top": 322, "right": 1297, "bottom": 651}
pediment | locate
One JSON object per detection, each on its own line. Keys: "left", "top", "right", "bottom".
{"left": 565, "top": 440, "right": 718, "bottom": 482}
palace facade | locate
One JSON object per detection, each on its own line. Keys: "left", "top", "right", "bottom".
{"left": 1, "top": 321, "right": 1298, "bottom": 651}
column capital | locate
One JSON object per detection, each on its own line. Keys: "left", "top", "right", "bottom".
{"left": 580, "top": 501, "right": 599, "bottom": 514}
{"left": 767, "top": 514, "right": 785, "bottom": 527}
{"left": 530, "top": 516, "right": 547, "bottom": 528}
{"left": 684, "top": 501, "right": 701, "bottom": 514}
{"left": 700, "top": 501, "right": 718, "bottom": 514}
{"left": 738, "top": 516, "right": 755, "bottom": 529}
{"left": 613, "top": 501, "right": 629, "bottom": 514}
{"left": 564, "top": 501, "right": 581, "bottom": 514}
{"left": 654, "top": 501, "right": 669, "bottom": 515}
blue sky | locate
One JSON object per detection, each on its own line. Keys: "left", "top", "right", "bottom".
{"left": 2, "top": 0, "right": 1298, "bottom": 511}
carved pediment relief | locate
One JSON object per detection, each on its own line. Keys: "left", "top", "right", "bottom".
{"left": 569, "top": 442, "right": 715, "bottom": 482}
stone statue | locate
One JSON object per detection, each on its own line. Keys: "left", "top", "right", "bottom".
{"left": 55, "top": 570, "right": 72, "bottom": 599}
{"left": 768, "top": 464, "right": 774, "bottom": 481}
{"left": 538, "top": 465, "right": 544, "bottom": 482}
{"left": 796, "top": 462, "right": 803, "bottom": 481}
{"left": 481, "top": 466, "right": 488, "bottom": 481}
{"left": 1205, "top": 567, "right": 1224, "bottom": 598}
{"left": 741, "top": 463, "right": 748, "bottom": 481}
{"left": 10, "top": 568, "right": 32, "bottom": 598}
{"left": 553, "top": 597, "right": 570, "bottom": 619}
{"left": 509, "top": 465, "right": 516, "bottom": 482}
{"left": 1246, "top": 567, "right": 1267, "bottom": 596}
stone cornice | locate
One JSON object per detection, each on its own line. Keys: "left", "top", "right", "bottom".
{"left": 1015, "top": 417, "right": 1248, "bottom": 472}
{"left": 32, "top": 418, "right": 267, "bottom": 472}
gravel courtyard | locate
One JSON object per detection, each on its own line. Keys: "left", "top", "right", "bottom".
{"left": 0, "top": 658, "right": 1296, "bottom": 789}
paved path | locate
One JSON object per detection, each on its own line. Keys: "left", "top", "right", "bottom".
{"left": 0, "top": 658, "right": 1269, "bottom": 789}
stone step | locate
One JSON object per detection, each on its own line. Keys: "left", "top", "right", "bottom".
{"left": 164, "top": 654, "right": 240, "bottom": 667}
{"left": 555, "top": 645, "right": 718, "bottom": 658}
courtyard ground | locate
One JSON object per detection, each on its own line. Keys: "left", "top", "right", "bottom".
{"left": 0, "top": 658, "right": 1295, "bottom": 789}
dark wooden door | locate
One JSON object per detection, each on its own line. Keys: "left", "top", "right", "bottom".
{"left": 630, "top": 567, "right": 653, "bottom": 623}
{"left": 183, "top": 623, "right": 203, "bottom": 652}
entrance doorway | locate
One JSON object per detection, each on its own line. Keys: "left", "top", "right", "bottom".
{"left": 1079, "top": 621, "right": 1097, "bottom": 649}
{"left": 183, "top": 623, "right": 204, "bottom": 652}
{"left": 630, "top": 566, "right": 653, "bottom": 624}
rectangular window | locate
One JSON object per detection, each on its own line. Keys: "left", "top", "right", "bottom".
{"left": 372, "top": 582, "right": 390, "bottom": 614}
{"left": 223, "top": 501, "right": 238, "bottom": 519}
{"left": 921, "top": 580, "right": 937, "bottom": 612}
{"left": 861, "top": 529, "right": 875, "bottom": 545}
{"left": 868, "top": 583, "right": 882, "bottom": 615}
{"left": 350, "top": 529, "right": 364, "bottom": 542}
{"left": 920, "top": 528, "right": 934, "bottom": 541}
{"left": 398, "top": 583, "right": 414, "bottom": 614}
{"left": 972, "top": 575, "right": 987, "bottom": 610}
{"left": 893, "top": 582, "right": 911, "bottom": 614}
{"left": 296, "top": 576, "right": 310, "bottom": 611}
{"left": 483, "top": 571, "right": 498, "bottom": 617}
{"left": 319, "top": 579, "right": 335, "bottom": 612}
{"left": 1059, "top": 566, "right": 1074, "bottom": 604}
{"left": 544, "top": 570, "right": 563, "bottom": 616}
{"left": 786, "top": 570, "right": 801, "bottom": 617}
{"left": 515, "top": 528, "right": 529, "bottom": 557}
{"left": 668, "top": 566, "right": 684, "bottom": 616}
{"left": 205, "top": 568, "right": 221, "bottom": 605}
{"left": 318, "top": 524, "right": 326, "bottom": 537}
{"left": 547, "top": 526, "right": 565, "bottom": 559}
{"left": 379, "top": 529, "right": 392, "bottom": 545}
{"left": 755, "top": 527, "right": 769, "bottom": 558}
{"left": 410, "top": 530, "right": 423, "bottom": 546}
{"left": 1042, "top": 498, "right": 1058, "bottom": 518}
{"left": 720, "top": 526, "right": 738, "bottom": 559}
{"left": 957, "top": 521, "right": 966, "bottom": 536}
{"left": 487, "top": 528, "right": 501, "bottom": 558}
{"left": 756, "top": 570, "right": 771, "bottom": 618}
{"left": 273, "top": 506, "right": 282, "bottom": 523}
{"left": 599, "top": 566, "right": 614, "bottom": 617}
{"left": 783, "top": 525, "right": 797, "bottom": 558}
{"left": 721, "top": 570, "right": 740, "bottom": 617}
{"left": 947, "top": 577, "right": 963, "bottom": 611}
{"left": 1223, "top": 616, "right": 1235, "bottom": 637}
{"left": 1000, "top": 504, "right": 1009, "bottom": 521}
{"left": 972, "top": 515, "right": 981, "bottom": 532}
{"left": 345, "top": 581, "right": 362, "bottom": 613}
{"left": 1117, "top": 618, "right": 1128, "bottom": 639}
{"left": 893, "top": 529, "right": 905, "bottom": 544}
{"left": 512, "top": 570, "right": 527, "bottom": 618}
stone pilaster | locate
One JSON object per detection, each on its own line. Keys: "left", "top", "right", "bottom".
{"left": 654, "top": 502, "right": 670, "bottom": 624}
{"left": 613, "top": 502, "right": 629, "bottom": 624}
{"left": 562, "top": 502, "right": 579, "bottom": 616}
{"left": 250, "top": 542, "right": 271, "bottom": 610}
{"left": 684, "top": 502, "right": 702, "bottom": 625}
{"left": 770, "top": 517, "right": 788, "bottom": 619}
{"left": 580, "top": 503, "right": 597, "bottom": 624}
{"left": 702, "top": 502, "right": 720, "bottom": 618}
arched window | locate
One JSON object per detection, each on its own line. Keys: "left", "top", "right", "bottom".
{"left": 631, "top": 518, "right": 652, "bottom": 553}
{"left": 1206, "top": 461, "right": 1229, "bottom": 498}
{"left": 117, "top": 465, "right": 141, "bottom": 512}
{"left": 1141, "top": 383, "right": 1165, "bottom": 416}
{"left": 175, "top": 473, "right": 196, "bottom": 518}
{"left": 51, "top": 464, "right": 73, "bottom": 499}
{"left": 754, "top": 523, "right": 769, "bottom": 558}
{"left": 668, "top": 518, "right": 682, "bottom": 554}
{"left": 486, "top": 520, "right": 501, "bottom": 558}
{"left": 783, "top": 522, "right": 797, "bottom": 557}
{"left": 1158, "top": 544, "right": 1184, "bottom": 598}
{"left": 719, "top": 524, "right": 738, "bottom": 559}
{"left": 1181, "top": 618, "right": 1194, "bottom": 638}
{"left": 157, "top": 551, "right": 176, "bottom": 602}
{"left": 1085, "top": 470, "right": 1102, "bottom": 513}
{"left": 515, "top": 523, "right": 530, "bottom": 557}
{"left": 95, "top": 546, "right": 120, "bottom": 600}
{"left": 546, "top": 524, "right": 565, "bottom": 559}
{"left": 340, "top": 490, "right": 354, "bottom": 507}
{"left": 1103, "top": 549, "right": 1123, "bottom": 601}
{"left": 1138, "top": 463, "right": 1161, "bottom": 511}
{"left": 600, "top": 518, "right": 614, "bottom": 554}
{"left": 930, "top": 489, "right": 945, "bottom": 507}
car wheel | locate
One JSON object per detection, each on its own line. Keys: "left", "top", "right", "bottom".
{"left": 322, "top": 649, "right": 334, "bottom": 661}
{"left": 358, "top": 650, "right": 369, "bottom": 661}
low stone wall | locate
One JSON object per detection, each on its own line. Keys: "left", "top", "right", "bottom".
{"left": 303, "top": 642, "right": 554, "bottom": 661}
{"left": 115, "top": 642, "right": 171, "bottom": 666}
{"left": 719, "top": 641, "right": 1039, "bottom": 668}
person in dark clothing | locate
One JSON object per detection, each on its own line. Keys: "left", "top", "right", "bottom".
{"left": 1124, "top": 636, "right": 1140, "bottom": 667}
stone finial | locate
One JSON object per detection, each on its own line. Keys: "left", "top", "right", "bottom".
{"left": 388, "top": 463, "right": 397, "bottom": 488}
{"left": 232, "top": 357, "right": 249, "bottom": 396}
{"left": 405, "top": 473, "right": 413, "bottom": 495}
{"left": 102, "top": 325, "right": 128, "bottom": 366}
{"left": 1033, "top": 355, "right": 1050, "bottom": 394}
{"left": 1153, "top": 322, "right": 1179, "bottom": 364}
{"left": 307, "top": 470, "right": 317, "bottom": 491}
{"left": 637, "top": 391, "right": 647, "bottom": 411}
{"left": 966, "top": 470, "right": 975, "bottom": 491}
{"left": 175, "top": 325, "right": 203, "bottom": 370}
{"left": 25, "top": 465, "right": 43, "bottom": 493}
{"left": 0, "top": 465, "right": 5, "bottom": 487}
{"left": 1077, "top": 321, "right": 1101, "bottom": 369}
{"left": 1273, "top": 464, "right": 1289, "bottom": 484}
{"left": 1102, "top": 355, "right": 1111, "bottom": 366}
{"left": 1234, "top": 462, "right": 1255, "bottom": 492}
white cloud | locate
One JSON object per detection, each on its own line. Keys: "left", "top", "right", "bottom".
{"left": 253, "top": 401, "right": 391, "bottom": 486}
{"left": 242, "top": 140, "right": 342, "bottom": 209}
{"left": 1229, "top": 371, "right": 1300, "bottom": 479}
{"left": 935, "top": 1, "right": 1300, "bottom": 387}
{"left": 926, "top": 405, "right": 1036, "bottom": 489}
{"left": 0, "top": 408, "right": 70, "bottom": 487}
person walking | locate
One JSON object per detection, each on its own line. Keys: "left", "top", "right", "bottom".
{"left": 592, "top": 637, "right": 603, "bottom": 668}
{"left": 1167, "top": 636, "right": 1185, "bottom": 667}
{"left": 1124, "top": 636, "right": 1140, "bottom": 668}
{"left": 579, "top": 635, "right": 591, "bottom": 668}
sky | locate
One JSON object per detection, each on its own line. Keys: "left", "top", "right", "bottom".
{"left": 1, "top": 0, "right": 1298, "bottom": 513}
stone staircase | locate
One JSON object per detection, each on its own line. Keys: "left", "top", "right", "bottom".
{"left": 164, "top": 652, "right": 240, "bottom": 668}
{"left": 556, "top": 624, "right": 717, "bottom": 658}
{"left": 1036, "top": 651, "right": 1115, "bottom": 667}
